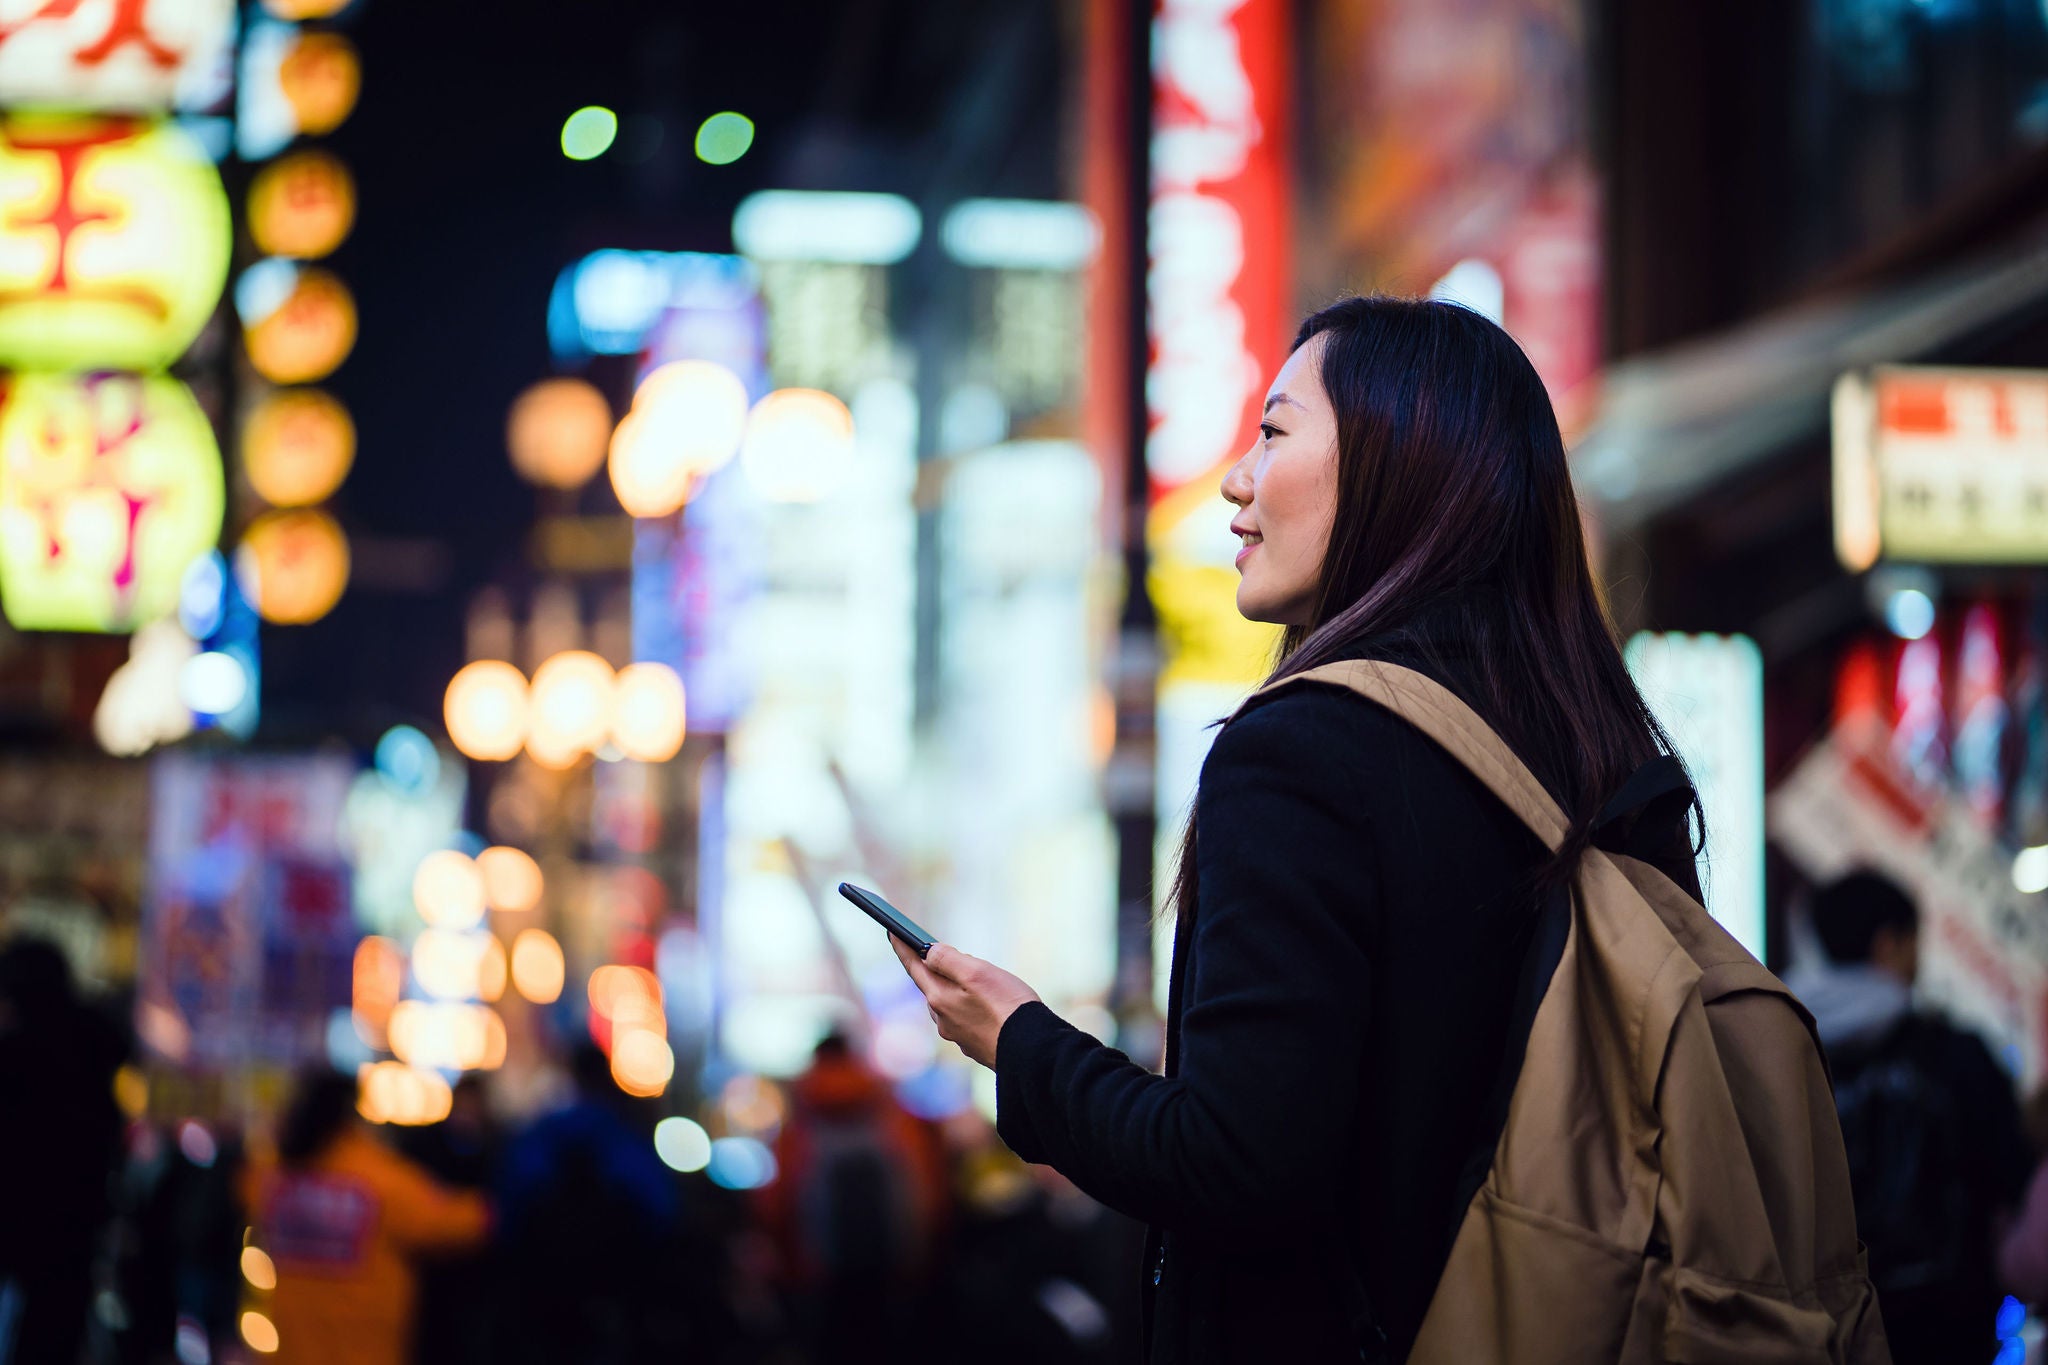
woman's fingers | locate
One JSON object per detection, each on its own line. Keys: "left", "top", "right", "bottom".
{"left": 890, "top": 935, "right": 940, "bottom": 994}
{"left": 921, "top": 942, "right": 973, "bottom": 984}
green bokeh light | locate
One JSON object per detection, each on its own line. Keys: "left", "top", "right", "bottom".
{"left": 561, "top": 106, "right": 618, "bottom": 161}
{"left": 694, "top": 112, "right": 755, "bottom": 166}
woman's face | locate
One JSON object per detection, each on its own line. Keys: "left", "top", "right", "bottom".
{"left": 1221, "top": 335, "right": 1340, "bottom": 626}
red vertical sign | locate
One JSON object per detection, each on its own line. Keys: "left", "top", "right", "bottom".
{"left": 1145, "top": 0, "right": 1291, "bottom": 504}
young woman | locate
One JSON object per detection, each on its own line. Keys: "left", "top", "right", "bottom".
{"left": 892, "top": 297, "right": 1701, "bottom": 1363}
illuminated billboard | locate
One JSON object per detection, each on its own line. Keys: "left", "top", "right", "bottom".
{"left": 1833, "top": 365, "right": 2048, "bottom": 568}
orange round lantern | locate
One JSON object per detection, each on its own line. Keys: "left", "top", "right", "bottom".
{"left": 244, "top": 267, "right": 357, "bottom": 384}
{"left": 248, "top": 150, "right": 356, "bottom": 260}
{"left": 507, "top": 378, "right": 612, "bottom": 489}
{"left": 0, "top": 372, "right": 224, "bottom": 632}
{"left": 278, "top": 31, "right": 361, "bottom": 136}
{"left": 0, "top": 114, "right": 230, "bottom": 372}
{"left": 242, "top": 388, "right": 354, "bottom": 507}
{"left": 237, "top": 507, "right": 349, "bottom": 624}
{"left": 261, "top": 0, "right": 350, "bottom": 18}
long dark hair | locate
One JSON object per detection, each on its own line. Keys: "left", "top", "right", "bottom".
{"left": 1169, "top": 296, "right": 1691, "bottom": 924}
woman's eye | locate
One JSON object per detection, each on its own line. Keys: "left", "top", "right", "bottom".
{"left": 1259, "top": 423, "right": 1281, "bottom": 441}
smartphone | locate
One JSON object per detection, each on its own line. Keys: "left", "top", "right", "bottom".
{"left": 838, "top": 882, "right": 936, "bottom": 959}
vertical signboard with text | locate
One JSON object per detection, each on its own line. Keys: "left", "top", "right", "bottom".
{"left": 1145, "top": 0, "right": 1290, "bottom": 1003}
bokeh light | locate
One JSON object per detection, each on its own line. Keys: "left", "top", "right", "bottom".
{"left": 741, "top": 388, "right": 857, "bottom": 503}
{"left": 243, "top": 388, "right": 355, "bottom": 508}
{"left": 610, "top": 662, "right": 687, "bottom": 762}
{"left": 705, "top": 1136, "right": 778, "bottom": 1190}
{"left": 588, "top": 964, "right": 664, "bottom": 1028}
{"left": 410, "top": 929, "right": 486, "bottom": 1000}
{"left": 477, "top": 936, "right": 508, "bottom": 1003}
{"left": 412, "top": 849, "right": 486, "bottom": 930}
{"left": 510, "top": 928, "right": 565, "bottom": 1004}
{"left": 561, "top": 106, "right": 618, "bottom": 160}
{"left": 357, "top": 1060, "right": 452, "bottom": 1125}
{"left": 243, "top": 266, "right": 357, "bottom": 384}
{"left": 374, "top": 725, "right": 440, "bottom": 795}
{"left": 654, "top": 1116, "right": 713, "bottom": 1172}
{"left": 240, "top": 1310, "right": 280, "bottom": 1355}
{"left": 241, "top": 1246, "right": 277, "bottom": 1291}
{"left": 237, "top": 508, "right": 350, "bottom": 625}
{"left": 610, "top": 1027, "right": 674, "bottom": 1097}
{"left": 387, "top": 1000, "right": 504, "bottom": 1071}
{"left": 180, "top": 651, "right": 249, "bottom": 715}
{"left": 507, "top": 377, "right": 612, "bottom": 489}
{"left": 528, "top": 650, "right": 615, "bottom": 762}
{"left": 248, "top": 150, "right": 356, "bottom": 259}
{"left": 695, "top": 112, "right": 754, "bottom": 165}
{"left": 352, "top": 936, "right": 403, "bottom": 1043}
{"left": 608, "top": 361, "right": 750, "bottom": 517}
{"left": 477, "top": 846, "right": 544, "bottom": 913}
{"left": 444, "top": 661, "right": 529, "bottom": 761}
{"left": 279, "top": 31, "right": 361, "bottom": 136}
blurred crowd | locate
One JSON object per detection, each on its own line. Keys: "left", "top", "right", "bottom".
{"left": 0, "top": 950, "right": 1143, "bottom": 1365}
{"left": 10, "top": 866, "right": 2048, "bottom": 1363}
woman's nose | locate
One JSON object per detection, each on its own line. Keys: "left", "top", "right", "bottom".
{"left": 1221, "top": 451, "right": 1253, "bottom": 506}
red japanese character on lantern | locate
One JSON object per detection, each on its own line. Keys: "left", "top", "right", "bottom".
{"left": 0, "top": 371, "right": 224, "bottom": 631}
{"left": 0, "top": 113, "right": 230, "bottom": 372}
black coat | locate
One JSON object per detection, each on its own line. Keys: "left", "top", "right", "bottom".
{"left": 994, "top": 645, "right": 1699, "bottom": 1365}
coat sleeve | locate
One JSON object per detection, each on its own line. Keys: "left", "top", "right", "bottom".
{"left": 995, "top": 695, "right": 1375, "bottom": 1235}
{"left": 375, "top": 1149, "right": 491, "bottom": 1254}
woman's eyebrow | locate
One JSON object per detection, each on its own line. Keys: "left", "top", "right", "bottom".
{"left": 1262, "top": 393, "right": 1306, "bottom": 414}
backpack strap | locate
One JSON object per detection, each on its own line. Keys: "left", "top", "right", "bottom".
{"left": 1244, "top": 660, "right": 1570, "bottom": 852}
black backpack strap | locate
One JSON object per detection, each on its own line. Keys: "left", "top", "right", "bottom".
{"left": 1592, "top": 755, "right": 1693, "bottom": 844}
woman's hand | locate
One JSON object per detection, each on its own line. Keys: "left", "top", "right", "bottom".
{"left": 891, "top": 936, "right": 1041, "bottom": 1069}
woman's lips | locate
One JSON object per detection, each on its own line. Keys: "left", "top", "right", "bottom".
{"left": 1235, "top": 540, "right": 1259, "bottom": 568}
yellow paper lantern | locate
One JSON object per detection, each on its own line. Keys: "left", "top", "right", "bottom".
{"left": 247, "top": 150, "right": 355, "bottom": 260}
{"left": 443, "top": 660, "right": 528, "bottom": 761}
{"left": 0, "top": 114, "right": 229, "bottom": 373}
{"left": 242, "top": 388, "right": 353, "bottom": 507}
{"left": 610, "top": 661, "right": 686, "bottom": 762}
{"left": 0, "top": 372, "right": 223, "bottom": 632}
{"left": 237, "top": 507, "right": 348, "bottom": 624}
{"left": 278, "top": 31, "right": 360, "bottom": 136}
{"left": 0, "top": 0, "right": 235, "bottom": 118}
{"left": 244, "top": 266, "right": 356, "bottom": 385}
{"left": 741, "top": 387, "right": 855, "bottom": 503}
{"left": 607, "top": 360, "right": 748, "bottom": 517}
{"left": 506, "top": 377, "right": 611, "bottom": 489}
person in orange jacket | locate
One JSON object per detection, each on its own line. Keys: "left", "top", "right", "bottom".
{"left": 239, "top": 1069, "right": 491, "bottom": 1365}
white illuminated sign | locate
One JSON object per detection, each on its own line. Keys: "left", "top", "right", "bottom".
{"left": 1625, "top": 632, "right": 1766, "bottom": 962}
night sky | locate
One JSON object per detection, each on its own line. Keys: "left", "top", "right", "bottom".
{"left": 259, "top": 0, "right": 1065, "bottom": 743}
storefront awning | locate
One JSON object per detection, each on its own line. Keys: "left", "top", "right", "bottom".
{"left": 1571, "top": 221, "right": 2048, "bottom": 531}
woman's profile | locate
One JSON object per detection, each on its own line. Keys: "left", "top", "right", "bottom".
{"left": 893, "top": 297, "right": 1877, "bottom": 1363}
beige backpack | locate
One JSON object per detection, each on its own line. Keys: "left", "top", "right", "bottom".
{"left": 1253, "top": 661, "right": 1890, "bottom": 1365}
